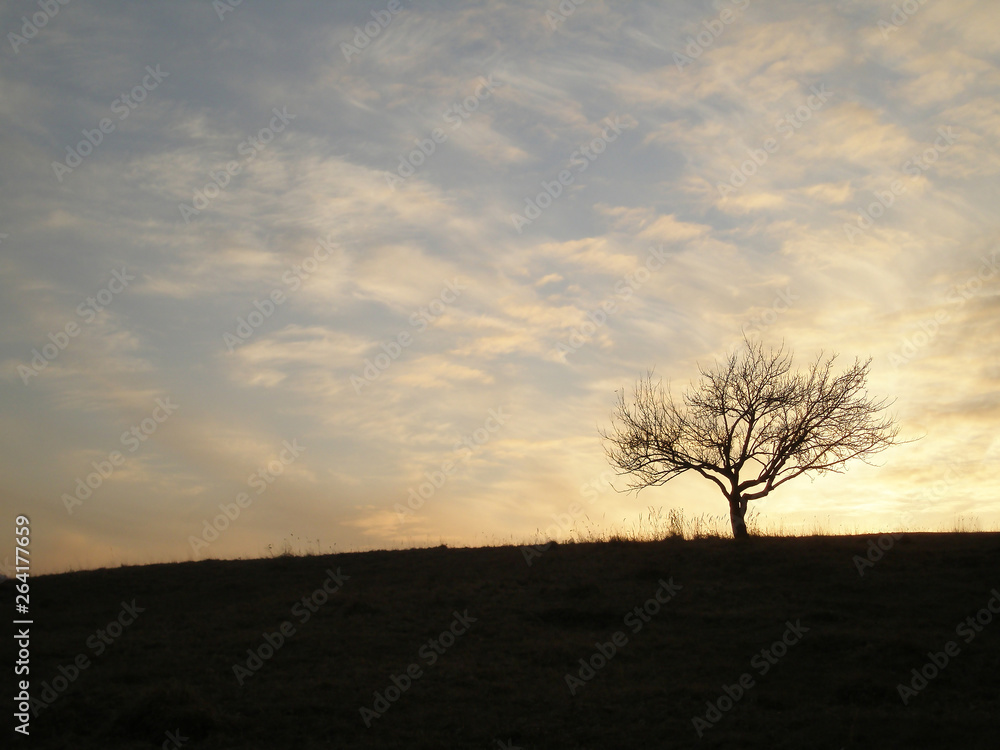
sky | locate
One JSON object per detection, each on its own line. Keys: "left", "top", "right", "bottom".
{"left": 1, "top": 0, "right": 998, "bottom": 575}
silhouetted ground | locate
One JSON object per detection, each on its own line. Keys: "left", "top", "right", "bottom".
{"left": 11, "top": 533, "right": 1000, "bottom": 748}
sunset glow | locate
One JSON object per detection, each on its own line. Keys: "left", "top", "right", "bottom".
{"left": 1, "top": 0, "right": 998, "bottom": 575}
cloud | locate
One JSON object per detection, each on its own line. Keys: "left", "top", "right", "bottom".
{"left": 2, "top": 0, "right": 999, "bottom": 573}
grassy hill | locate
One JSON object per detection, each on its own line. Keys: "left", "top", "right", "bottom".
{"left": 14, "top": 532, "right": 1000, "bottom": 748}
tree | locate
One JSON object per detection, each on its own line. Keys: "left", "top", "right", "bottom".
{"left": 601, "top": 337, "right": 904, "bottom": 539}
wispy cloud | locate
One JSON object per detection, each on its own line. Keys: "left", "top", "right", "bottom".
{"left": 2, "top": 0, "right": 999, "bottom": 572}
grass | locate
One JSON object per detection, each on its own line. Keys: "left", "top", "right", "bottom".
{"left": 202, "top": 510, "right": 995, "bottom": 565}
{"left": 18, "top": 521, "right": 1000, "bottom": 749}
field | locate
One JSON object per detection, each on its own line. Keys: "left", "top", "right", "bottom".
{"left": 14, "top": 532, "right": 1000, "bottom": 749}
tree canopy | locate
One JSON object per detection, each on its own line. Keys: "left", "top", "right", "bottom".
{"left": 602, "top": 337, "right": 904, "bottom": 538}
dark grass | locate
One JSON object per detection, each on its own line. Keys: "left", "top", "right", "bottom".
{"left": 10, "top": 532, "right": 1000, "bottom": 748}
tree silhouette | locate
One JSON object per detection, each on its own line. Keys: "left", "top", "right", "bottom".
{"left": 601, "top": 337, "right": 904, "bottom": 539}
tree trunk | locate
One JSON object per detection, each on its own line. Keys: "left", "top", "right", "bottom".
{"left": 729, "top": 496, "right": 749, "bottom": 540}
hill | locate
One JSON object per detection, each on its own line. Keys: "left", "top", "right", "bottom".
{"left": 13, "top": 533, "right": 1000, "bottom": 748}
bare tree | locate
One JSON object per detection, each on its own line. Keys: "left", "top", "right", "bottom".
{"left": 601, "top": 337, "right": 904, "bottom": 539}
